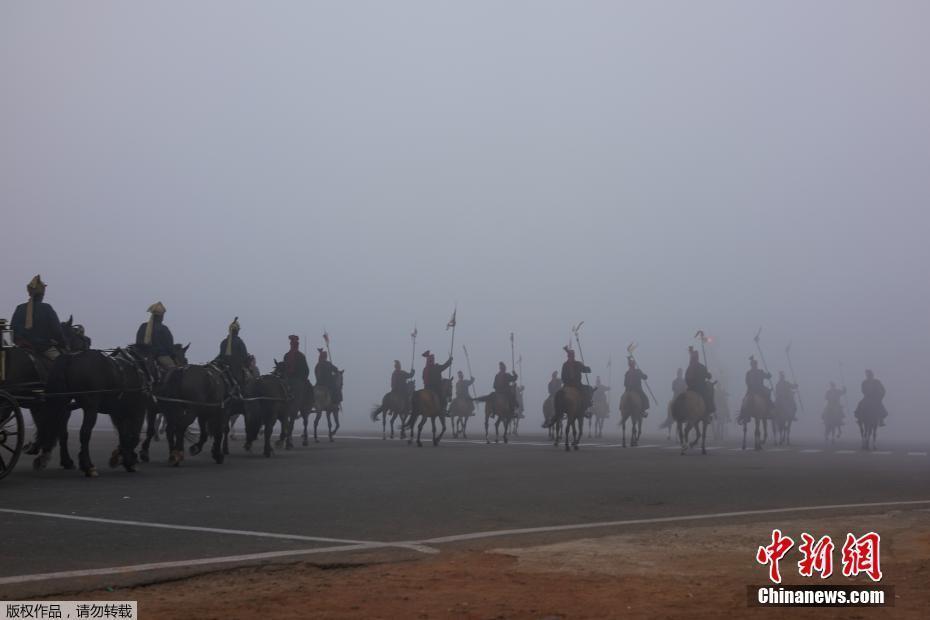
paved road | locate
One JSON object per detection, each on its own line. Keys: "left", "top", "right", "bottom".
{"left": 0, "top": 424, "right": 927, "bottom": 596}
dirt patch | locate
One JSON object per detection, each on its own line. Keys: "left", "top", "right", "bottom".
{"left": 69, "top": 510, "right": 930, "bottom": 619}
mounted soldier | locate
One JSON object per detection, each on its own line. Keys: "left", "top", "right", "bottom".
{"left": 548, "top": 371, "right": 562, "bottom": 397}
{"left": 560, "top": 347, "right": 592, "bottom": 409}
{"left": 454, "top": 370, "right": 475, "bottom": 404}
{"left": 745, "top": 356, "right": 772, "bottom": 406}
{"left": 421, "top": 350, "right": 452, "bottom": 412}
{"left": 11, "top": 275, "right": 66, "bottom": 361}
{"left": 314, "top": 348, "right": 343, "bottom": 405}
{"left": 391, "top": 359, "right": 415, "bottom": 396}
{"left": 217, "top": 317, "right": 250, "bottom": 387}
{"left": 672, "top": 368, "right": 686, "bottom": 399}
{"left": 135, "top": 302, "right": 176, "bottom": 369}
{"left": 283, "top": 335, "right": 310, "bottom": 386}
{"left": 685, "top": 346, "right": 715, "bottom": 414}
{"left": 492, "top": 362, "right": 519, "bottom": 412}
{"left": 623, "top": 356, "right": 649, "bottom": 416}
{"left": 855, "top": 369, "right": 888, "bottom": 427}
{"left": 774, "top": 371, "right": 798, "bottom": 421}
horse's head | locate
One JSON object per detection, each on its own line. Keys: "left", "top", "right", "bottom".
{"left": 271, "top": 359, "right": 286, "bottom": 378}
{"left": 173, "top": 342, "right": 190, "bottom": 366}
{"left": 60, "top": 315, "right": 91, "bottom": 351}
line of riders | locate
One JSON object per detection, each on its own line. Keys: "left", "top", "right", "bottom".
{"left": 4, "top": 275, "right": 893, "bottom": 475}
{"left": 2, "top": 275, "right": 345, "bottom": 477}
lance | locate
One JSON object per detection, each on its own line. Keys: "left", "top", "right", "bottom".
{"left": 694, "top": 330, "right": 709, "bottom": 367}
{"left": 753, "top": 327, "right": 774, "bottom": 389}
{"left": 572, "top": 322, "right": 591, "bottom": 386}
{"left": 606, "top": 356, "right": 612, "bottom": 410}
{"left": 627, "top": 342, "right": 658, "bottom": 405}
{"left": 785, "top": 341, "right": 805, "bottom": 414}
{"left": 446, "top": 306, "right": 457, "bottom": 379}
{"left": 323, "top": 330, "right": 332, "bottom": 362}
{"left": 410, "top": 325, "right": 417, "bottom": 372}
{"left": 510, "top": 332, "right": 516, "bottom": 375}
{"left": 517, "top": 354, "right": 523, "bottom": 384}
{"left": 462, "top": 344, "right": 477, "bottom": 397}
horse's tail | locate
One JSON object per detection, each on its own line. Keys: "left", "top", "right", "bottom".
{"left": 472, "top": 393, "right": 493, "bottom": 403}
{"left": 370, "top": 404, "right": 384, "bottom": 421}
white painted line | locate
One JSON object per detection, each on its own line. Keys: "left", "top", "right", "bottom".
{"left": 0, "top": 543, "right": 378, "bottom": 586}
{"left": 635, "top": 444, "right": 660, "bottom": 449}
{"left": 416, "top": 499, "right": 930, "bottom": 544}
{"left": 835, "top": 450, "right": 856, "bottom": 454}
{"left": 907, "top": 451, "right": 928, "bottom": 457}
{"left": 0, "top": 508, "right": 436, "bottom": 554}
{"left": 871, "top": 451, "right": 893, "bottom": 455}
{"left": 800, "top": 449, "right": 822, "bottom": 453}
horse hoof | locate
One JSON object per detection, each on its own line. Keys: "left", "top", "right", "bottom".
{"left": 274, "top": 440, "right": 283, "bottom": 448}
{"left": 302, "top": 438, "right": 309, "bottom": 447}
{"left": 433, "top": 440, "right": 439, "bottom": 447}
{"left": 85, "top": 467, "right": 99, "bottom": 478}
{"left": 33, "top": 455, "right": 49, "bottom": 471}
{"left": 314, "top": 439, "right": 320, "bottom": 444}
{"left": 573, "top": 445, "right": 579, "bottom": 451}
{"left": 189, "top": 445, "right": 201, "bottom": 456}
{"left": 61, "top": 459, "right": 76, "bottom": 470}
{"left": 24, "top": 442, "right": 39, "bottom": 456}
{"left": 417, "top": 441, "right": 423, "bottom": 447}
{"left": 264, "top": 451, "right": 272, "bottom": 458}
{"left": 503, "top": 437, "right": 508, "bottom": 444}
{"left": 125, "top": 463, "right": 138, "bottom": 473}
{"left": 140, "top": 451, "right": 150, "bottom": 463}
{"left": 702, "top": 449, "right": 707, "bottom": 455}
{"left": 213, "top": 454, "right": 225, "bottom": 465}
{"left": 109, "top": 449, "right": 121, "bottom": 469}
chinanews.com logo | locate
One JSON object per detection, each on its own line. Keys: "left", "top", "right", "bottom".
{"left": 747, "top": 529, "right": 894, "bottom": 607}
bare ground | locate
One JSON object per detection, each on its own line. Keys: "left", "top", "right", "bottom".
{"left": 67, "top": 510, "right": 929, "bottom": 619}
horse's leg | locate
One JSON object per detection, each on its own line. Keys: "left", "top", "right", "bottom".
{"left": 621, "top": 415, "right": 627, "bottom": 448}
{"left": 485, "top": 411, "right": 491, "bottom": 445}
{"left": 741, "top": 421, "right": 748, "bottom": 450}
{"left": 211, "top": 411, "right": 225, "bottom": 464}
{"left": 263, "top": 413, "right": 274, "bottom": 458}
{"left": 77, "top": 399, "right": 100, "bottom": 477}
{"left": 331, "top": 409, "right": 340, "bottom": 440}
{"left": 700, "top": 420, "right": 708, "bottom": 455}
{"left": 313, "top": 411, "right": 322, "bottom": 443}
{"left": 382, "top": 409, "right": 389, "bottom": 440}
{"left": 58, "top": 421, "right": 75, "bottom": 470}
{"left": 754, "top": 418, "right": 762, "bottom": 451}
{"left": 430, "top": 417, "right": 437, "bottom": 446}
{"left": 140, "top": 405, "right": 156, "bottom": 463}
{"left": 436, "top": 413, "right": 446, "bottom": 445}
{"left": 189, "top": 415, "right": 208, "bottom": 455}
{"left": 416, "top": 415, "right": 427, "bottom": 448}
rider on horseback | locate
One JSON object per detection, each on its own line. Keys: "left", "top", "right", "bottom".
{"left": 422, "top": 351, "right": 452, "bottom": 411}
{"left": 774, "top": 371, "right": 798, "bottom": 421}
{"left": 455, "top": 370, "right": 475, "bottom": 400}
{"left": 685, "top": 346, "right": 715, "bottom": 414}
{"left": 315, "top": 349, "right": 342, "bottom": 404}
{"left": 217, "top": 317, "right": 250, "bottom": 394}
{"left": 745, "top": 356, "right": 772, "bottom": 405}
{"left": 548, "top": 371, "right": 561, "bottom": 396}
{"left": 283, "top": 334, "right": 310, "bottom": 382}
{"left": 135, "top": 302, "right": 176, "bottom": 369}
{"left": 855, "top": 369, "right": 888, "bottom": 427}
{"left": 391, "top": 360, "right": 415, "bottom": 395}
{"left": 561, "top": 347, "right": 591, "bottom": 398}
{"left": 493, "top": 362, "right": 518, "bottom": 412}
{"left": 11, "top": 275, "right": 66, "bottom": 361}
{"left": 624, "top": 356, "right": 649, "bottom": 416}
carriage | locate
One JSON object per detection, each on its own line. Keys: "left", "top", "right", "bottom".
{"left": 0, "top": 319, "right": 26, "bottom": 480}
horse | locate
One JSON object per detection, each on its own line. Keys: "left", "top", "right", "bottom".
{"left": 139, "top": 344, "right": 189, "bottom": 463}
{"left": 738, "top": 393, "right": 771, "bottom": 451}
{"left": 311, "top": 371, "right": 342, "bottom": 442}
{"left": 406, "top": 388, "right": 446, "bottom": 447}
{"left": 542, "top": 394, "right": 560, "bottom": 441}
{"left": 711, "top": 389, "right": 730, "bottom": 441}
{"left": 447, "top": 394, "right": 474, "bottom": 439}
{"left": 619, "top": 390, "right": 646, "bottom": 448}
{"left": 243, "top": 370, "right": 291, "bottom": 458}
{"left": 591, "top": 391, "right": 609, "bottom": 439}
{"left": 371, "top": 387, "right": 412, "bottom": 440}
{"left": 659, "top": 400, "right": 678, "bottom": 441}
{"left": 854, "top": 398, "right": 883, "bottom": 451}
{"left": 552, "top": 386, "right": 586, "bottom": 451}
{"left": 772, "top": 394, "right": 797, "bottom": 446}
{"left": 671, "top": 390, "right": 710, "bottom": 455}
{"left": 822, "top": 402, "right": 844, "bottom": 445}
{"left": 158, "top": 355, "right": 229, "bottom": 466}
{"left": 33, "top": 321, "right": 153, "bottom": 477}
{"left": 472, "top": 392, "right": 516, "bottom": 444}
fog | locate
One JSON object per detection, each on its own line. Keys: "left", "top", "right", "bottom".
{"left": 3, "top": 1, "right": 929, "bottom": 440}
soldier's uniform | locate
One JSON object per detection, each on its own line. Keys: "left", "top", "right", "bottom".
{"left": 135, "top": 302, "right": 176, "bottom": 369}
{"left": 547, "top": 373, "right": 562, "bottom": 397}
{"left": 774, "top": 375, "right": 798, "bottom": 420}
{"left": 624, "top": 360, "right": 650, "bottom": 412}
{"left": 685, "top": 348, "right": 715, "bottom": 413}
{"left": 11, "top": 275, "right": 65, "bottom": 361}
{"left": 391, "top": 364, "right": 415, "bottom": 394}
{"left": 855, "top": 371, "right": 888, "bottom": 425}
{"left": 493, "top": 364, "right": 518, "bottom": 411}
{"left": 421, "top": 351, "right": 452, "bottom": 411}
{"left": 745, "top": 359, "right": 772, "bottom": 403}
{"left": 315, "top": 349, "right": 342, "bottom": 404}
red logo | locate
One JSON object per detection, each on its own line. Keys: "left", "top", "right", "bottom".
{"left": 757, "top": 530, "right": 881, "bottom": 583}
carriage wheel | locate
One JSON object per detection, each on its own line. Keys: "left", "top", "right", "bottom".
{"left": 0, "top": 392, "right": 25, "bottom": 480}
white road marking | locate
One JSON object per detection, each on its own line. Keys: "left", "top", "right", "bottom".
{"left": 871, "top": 451, "right": 893, "bottom": 455}
{"left": 416, "top": 499, "right": 930, "bottom": 544}
{"left": 0, "top": 508, "right": 436, "bottom": 554}
{"left": 800, "top": 449, "right": 822, "bottom": 453}
{"left": 907, "top": 451, "right": 928, "bottom": 456}
{"left": 3, "top": 500, "right": 927, "bottom": 586}
{"left": 835, "top": 449, "right": 856, "bottom": 454}
{"left": 0, "top": 543, "right": 379, "bottom": 586}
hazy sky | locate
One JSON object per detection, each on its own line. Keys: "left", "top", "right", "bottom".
{"left": 3, "top": 1, "right": 929, "bottom": 437}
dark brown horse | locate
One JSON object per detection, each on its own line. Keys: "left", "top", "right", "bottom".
{"left": 473, "top": 392, "right": 515, "bottom": 444}
{"left": 671, "top": 390, "right": 710, "bottom": 455}
{"left": 552, "top": 386, "right": 586, "bottom": 451}
{"left": 157, "top": 356, "right": 229, "bottom": 466}
{"left": 244, "top": 368, "right": 291, "bottom": 458}
{"left": 311, "top": 371, "right": 343, "bottom": 442}
{"left": 406, "top": 388, "right": 446, "bottom": 447}
{"left": 371, "top": 387, "right": 411, "bottom": 440}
